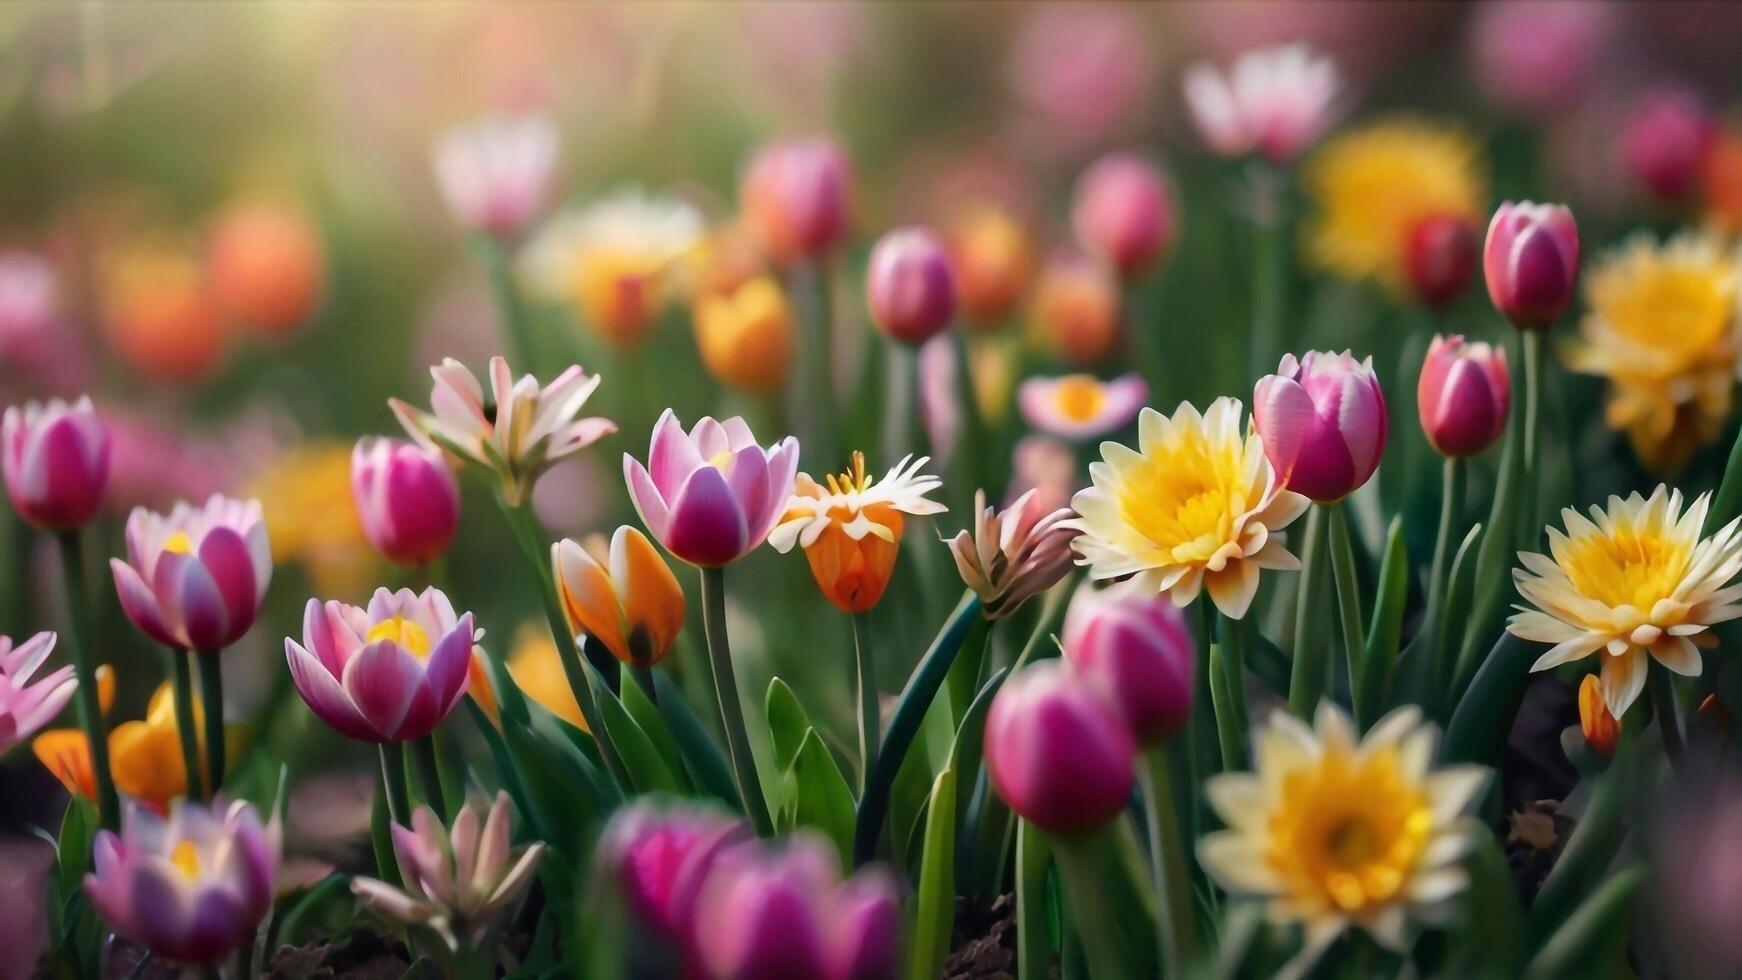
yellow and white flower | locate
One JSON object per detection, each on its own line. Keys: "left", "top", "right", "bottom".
{"left": 1065, "top": 397, "right": 1308, "bottom": 619}
{"left": 1508, "top": 486, "right": 1742, "bottom": 717}
{"left": 1199, "top": 705, "right": 1486, "bottom": 974}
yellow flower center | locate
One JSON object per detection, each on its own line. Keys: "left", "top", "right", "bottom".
{"left": 824, "top": 451, "right": 875, "bottom": 496}
{"left": 1052, "top": 375, "right": 1107, "bottom": 422}
{"left": 162, "top": 531, "right": 194, "bottom": 555}
{"left": 1267, "top": 747, "right": 1432, "bottom": 914}
{"left": 1558, "top": 524, "right": 1692, "bottom": 610}
{"left": 366, "top": 616, "right": 432, "bottom": 660}
{"left": 709, "top": 449, "right": 735, "bottom": 471}
{"left": 1116, "top": 429, "right": 1250, "bottom": 564}
{"left": 170, "top": 840, "right": 202, "bottom": 879}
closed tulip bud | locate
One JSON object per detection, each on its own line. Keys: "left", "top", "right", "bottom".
{"left": 866, "top": 227, "right": 956, "bottom": 345}
{"left": 1418, "top": 334, "right": 1510, "bottom": 458}
{"left": 740, "top": 137, "right": 852, "bottom": 265}
{"left": 1252, "top": 351, "right": 1388, "bottom": 502}
{"left": 1062, "top": 582, "right": 1194, "bottom": 746}
{"left": 351, "top": 437, "right": 459, "bottom": 566}
{"left": 2, "top": 396, "right": 110, "bottom": 529}
{"left": 1031, "top": 253, "right": 1121, "bottom": 365}
{"left": 1071, "top": 152, "right": 1176, "bottom": 280}
{"left": 596, "top": 802, "right": 750, "bottom": 947}
{"left": 206, "top": 201, "right": 326, "bottom": 339}
{"left": 1405, "top": 213, "right": 1479, "bottom": 309}
{"left": 947, "top": 205, "right": 1034, "bottom": 327}
{"left": 553, "top": 527, "right": 686, "bottom": 666}
{"left": 694, "top": 276, "right": 795, "bottom": 394}
{"left": 1577, "top": 674, "right": 1618, "bottom": 760}
{"left": 1483, "top": 201, "right": 1580, "bottom": 329}
{"left": 985, "top": 662, "right": 1136, "bottom": 835}
{"left": 110, "top": 495, "right": 272, "bottom": 652}
{"left": 1622, "top": 87, "right": 1715, "bottom": 203}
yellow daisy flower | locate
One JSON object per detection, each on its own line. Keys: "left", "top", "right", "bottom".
{"left": 1065, "top": 397, "right": 1309, "bottom": 620}
{"left": 1302, "top": 119, "right": 1485, "bottom": 292}
{"left": 1199, "top": 705, "right": 1486, "bottom": 974}
{"left": 1562, "top": 232, "right": 1741, "bottom": 474}
{"left": 1508, "top": 486, "right": 1742, "bottom": 717}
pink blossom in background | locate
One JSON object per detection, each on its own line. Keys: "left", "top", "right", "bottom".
{"left": 1467, "top": 1, "right": 1618, "bottom": 117}
{"left": 1006, "top": 3, "right": 1158, "bottom": 151}
{"left": 0, "top": 252, "right": 89, "bottom": 397}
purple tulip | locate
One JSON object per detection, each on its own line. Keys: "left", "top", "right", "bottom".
{"left": 984, "top": 661, "right": 1136, "bottom": 835}
{"left": 0, "top": 631, "right": 76, "bottom": 753}
{"left": 1622, "top": 87, "right": 1715, "bottom": 203}
{"left": 1071, "top": 152, "right": 1176, "bottom": 281}
{"left": 2, "top": 395, "right": 109, "bottom": 530}
{"left": 284, "top": 586, "right": 477, "bottom": 742}
{"left": 351, "top": 437, "right": 460, "bottom": 566}
{"left": 623, "top": 410, "right": 799, "bottom": 568}
{"left": 1062, "top": 582, "right": 1195, "bottom": 746}
{"left": 431, "top": 112, "right": 558, "bottom": 241}
{"left": 1418, "top": 334, "right": 1511, "bottom": 458}
{"left": 85, "top": 799, "right": 279, "bottom": 965}
{"left": 110, "top": 495, "right": 272, "bottom": 652}
{"left": 866, "top": 226, "right": 957, "bottom": 345}
{"left": 1483, "top": 201, "right": 1580, "bottom": 330}
{"left": 1252, "top": 351, "right": 1388, "bottom": 503}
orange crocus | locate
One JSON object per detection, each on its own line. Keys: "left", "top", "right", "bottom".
{"left": 1577, "top": 674, "right": 1619, "bottom": 760}
{"left": 553, "top": 527, "right": 686, "bottom": 665}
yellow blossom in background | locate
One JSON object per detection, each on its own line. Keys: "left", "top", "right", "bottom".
{"left": 249, "top": 441, "right": 376, "bottom": 599}
{"left": 693, "top": 276, "right": 794, "bottom": 394}
{"left": 1563, "top": 233, "right": 1740, "bottom": 473}
{"left": 508, "top": 622, "right": 587, "bottom": 731}
{"left": 1302, "top": 119, "right": 1485, "bottom": 293}
{"left": 1199, "top": 706, "right": 1486, "bottom": 971}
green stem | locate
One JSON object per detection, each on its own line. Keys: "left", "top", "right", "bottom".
{"left": 1249, "top": 164, "right": 1290, "bottom": 377}
{"left": 1050, "top": 833, "right": 1148, "bottom": 980}
{"left": 700, "top": 566, "right": 773, "bottom": 836}
{"left": 411, "top": 734, "right": 447, "bottom": 818}
{"left": 55, "top": 530, "right": 118, "bottom": 830}
{"left": 171, "top": 648, "right": 204, "bottom": 801}
{"left": 852, "top": 611, "right": 877, "bottom": 796}
{"left": 789, "top": 262, "right": 838, "bottom": 469}
{"left": 378, "top": 742, "right": 411, "bottom": 826}
{"left": 1649, "top": 670, "right": 1684, "bottom": 766}
{"left": 1139, "top": 749, "right": 1199, "bottom": 977}
{"left": 198, "top": 651, "right": 225, "bottom": 795}
{"left": 1425, "top": 458, "right": 1466, "bottom": 702}
{"left": 1015, "top": 821, "right": 1052, "bottom": 980}
{"left": 952, "top": 329, "right": 988, "bottom": 512}
{"left": 1326, "top": 503, "right": 1366, "bottom": 705}
{"left": 1287, "top": 507, "right": 1329, "bottom": 719}
{"left": 477, "top": 235, "right": 539, "bottom": 370}
{"left": 1210, "top": 611, "right": 1249, "bottom": 770}
{"left": 1519, "top": 329, "right": 1543, "bottom": 550}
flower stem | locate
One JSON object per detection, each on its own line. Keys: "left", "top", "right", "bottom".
{"left": 1425, "top": 457, "right": 1467, "bottom": 703}
{"left": 476, "top": 235, "right": 539, "bottom": 370}
{"left": 1249, "top": 163, "right": 1290, "bottom": 377}
{"left": 55, "top": 530, "right": 118, "bottom": 830}
{"left": 852, "top": 610, "right": 877, "bottom": 795}
{"left": 171, "top": 648, "right": 204, "bottom": 801}
{"left": 789, "top": 262, "right": 838, "bottom": 470}
{"left": 952, "top": 329, "right": 988, "bottom": 511}
{"left": 198, "top": 651, "right": 225, "bottom": 795}
{"left": 411, "top": 734, "right": 447, "bottom": 819}
{"left": 1050, "top": 831, "right": 1152, "bottom": 980}
{"left": 1209, "top": 610, "right": 1249, "bottom": 770}
{"left": 1287, "top": 506, "right": 1329, "bottom": 719}
{"left": 1519, "top": 329, "right": 1543, "bottom": 550}
{"left": 378, "top": 742, "right": 411, "bottom": 826}
{"left": 1326, "top": 503, "right": 1366, "bottom": 705}
{"left": 1139, "top": 748, "right": 1200, "bottom": 977}
{"left": 700, "top": 566, "right": 772, "bottom": 836}
{"left": 1649, "top": 669, "right": 1684, "bottom": 766}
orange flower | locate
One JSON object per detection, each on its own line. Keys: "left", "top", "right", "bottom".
{"left": 552, "top": 527, "right": 686, "bottom": 665}
{"left": 1030, "top": 254, "right": 1121, "bottom": 365}
{"left": 206, "top": 200, "right": 326, "bottom": 339}
{"left": 38, "top": 676, "right": 211, "bottom": 813}
{"left": 1703, "top": 126, "right": 1742, "bottom": 234}
{"left": 948, "top": 204, "right": 1035, "bottom": 327}
{"left": 1577, "top": 674, "right": 1619, "bottom": 760}
{"left": 693, "top": 276, "right": 795, "bottom": 394}
{"left": 32, "top": 665, "right": 116, "bottom": 801}
{"left": 98, "top": 239, "right": 226, "bottom": 384}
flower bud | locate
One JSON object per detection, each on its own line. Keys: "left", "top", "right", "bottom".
{"left": 2, "top": 396, "right": 110, "bottom": 529}
{"left": 1577, "top": 673, "right": 1618, "bottom": 760}
{"left": 1062, "top": 582, "right": 1194, "bottom": 746}
{"left": 1405, "top": 213, "right": 1478, "bottom": 309}
{"left": 350, "top": 437, "right": 460, "bottom": 566}
{"left": 206, "top": 200, "right": 326, "bottom": 339}
{"left": 1030, "top": 253, "right": 1121, "bottom": 365}
{"left": 431, "top": 113, "right": 558, "bottom": 240}
{"left": 740, "top": 137, "right": 852, "bottom": 265}
{"left": 1483, "top": 201, "right": 1580, "bottom": 330}
{"left": 827, "top": 870, "right": 903, "bottom": 980}
{"left": 1622, "top": 87, "right": 1715, "bottom": 203}
{"left": 596, "top": 801, "right": 750, "bottom": 946}
{"left": 866, "top": 227, "right": 956, "bottom": 345}
{"left": 1418, "top": 334, "right": 1510, "bottom": 458}
{"left": 695, "top": 276, "right": 795, "bottom": 394}
{"left": 1071, "top": 152, "right": 1176, "bottom": 280}
{"left": 984, "top": 662, "right": 1135, "bottom": 835}
{"left": 1252, "top": 351, "right": 1387, "bottom": 502}
{"left": 946, "top": 204, "right": 1034, "bottom": 327}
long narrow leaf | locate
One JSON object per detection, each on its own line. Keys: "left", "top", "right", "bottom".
{"left": 1523, "top": 867, "right": 1645, "bottom": 980}
{"left": 654, "top": 671, "right": 741, "bottom": 808}
{"left": 1016, "top": 821, "right": 1053, "bottom": 980}
{"left": 907, "top": 766, "right": 958, "bottom": 980}
{"left": 1442, "top": 633, "right": 1533, "bottom": 765}
{"left": 1356, "top": 518, "right": 1409, "bottom": 729}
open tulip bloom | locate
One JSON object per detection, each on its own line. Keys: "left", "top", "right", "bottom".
{"left": 625, "top": 410, "right": 800, "bottom": 568}
{"left": 111, "top": 495, "right": 272, "bottom": 653}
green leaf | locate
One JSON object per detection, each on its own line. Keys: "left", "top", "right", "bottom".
{"left": 1015, "top": 821, "right": 1053, "bottom": 980}
{"left": 1523, "top": 867, "right": 1645, "bottom": 980}
{"left": 765, "top": 676, "right": 811, "bottom": 773}
{"left": 907, "top": 766, "right": 957, "bottom": 980}
{"left": 1526, "top": 739, "right": 1641, "bottom": 940}
{"left": 1441, "top": 633, "right": 1533, "bottom": 766}
{"left": 653, "top": 671, "right": 741, "bottom": 808}
{"left": 1356, "top": 518, "right": 1408, "bottom": 729}
{"left": 1448, "top": 832, "right": 1524, "bottom": 977}
{"left": 499, "top": 709, "right": 604, "bottom": 857}
{"left": 787, "top": 729, "right": 857, "bottom": 866}
{"left": 1706, "top": 422, "right": 1742, "bottom": 536}
{"left": 1437, "top": 522, "right": 1486, "bottom": 715}
{"left": 1246, "top": 629, "right": 1291, "bottom": 698}
{"left": 583, "top": 659, "right": 682, "bottom": 795}
{"left": 1457, "top": 414, "right": 1524, "bottom": 699}
{"left": 620, "top": 670, "right": 693, "bottom": 793}
{"left": 949, "top": 668, "right": 1010, "bottom": 885}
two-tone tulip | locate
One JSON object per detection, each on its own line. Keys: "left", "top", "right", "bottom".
{"left": 1418, "top": 334, "right": 1510, "bottom": 458}
{"left": 739, "top": 137, "right": 852, "bottom": 265}
{"left": 596, "top": 801, "right": 751, "bottom": 955}
{"left": 1182, "top": 43, "right": 1341, "bottom": 164}
{"left": 2, "top": 396, "right": 110, "bottom": 529}
{"left": 984, "top": 661, "right": 1136, "bottom": 835}
{"left": 284, "top": 587, "right": 478, "bottom": 743}
{"left": 110, "top": 495, "right": 272, "bottom": 652}
{"left": 351, "top": 437, "right": 461, "bottom": 566}
{"left": 1483, "top": 201, "right": 1579, "bottom": 330}
{"left": 623, "top": 410, "right": 799, "bottom": 568}
{"left": 946, "top": 204, "right": 1034, "bottom": 326}
{"left": 947, "top": 489, "right": 1077, "bottom": 619}
{"left": 1252, "top": 351, "right": 1388, "bottom": 502}
{"left": 1030, "top": 253, "right": 1121, "bottom": 364}
{"left": 866, "top": 227, "right": 957, "bottom": 345}
{"left": 431, "top": 113, "right": 559, "bottom": 241}
{"left": 553, "top": 527, "right": 686, "bottom": 666}
{"left": 1071, "top": 153, "right": 1176, "bottom": 281}
{"left": 1062, "top": 582, "right": 1194, "bottom": 745}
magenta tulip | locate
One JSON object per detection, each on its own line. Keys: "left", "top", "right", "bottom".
{"left": 85, "top": 799, "right": 279, "bottom": 965}
{"left": 985, "top": 661, "right": 1136, "bottom": 835}
{"left": 623, "top": 410, "right": 799, "bottom": 568}
{"left": 1622, "top": 87, "right": 1715, "bottom": 203}
{"left": 1418, "top": 334, "right": 1511, "bottom": 458}
{"left": 110, "top": 495, "right": 272, "bottom": 652}
{"left": 284, "top": 586, "right": 477, "bottom": 742}
{"left": 866, "top": 227, "right": 956, "bottom": 345}
{"left": 1405, "top": 214, "right": 1478, "bottom": 310}
{"left": 1071, "top": 152, "right": 1176, "bottom": 280}
{"left": 1252, "top": 351, "right": 1388, "bottom": 503}
{"left": 1062, "top": 582, "right": 1195, "bottom": 746}
{"left": 597, "top": 801, "right": 750, "bottom": 946}
{"left": 1483, "top": 201, "right": 1579, "bottom": 330}
{"left": 0, "top": 632, "right": 76, "bottom": 753}
{"left": 351, "top": 437, "right": 460, "bottom": 566}
{"left": 2, "top": 395, "right": 109, "bottom": 530}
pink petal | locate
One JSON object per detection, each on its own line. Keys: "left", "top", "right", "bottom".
{"left": 286, "top": 640, "right": 377, "bottom": 742}
{"left": 197, "top": 527, "right": 259, "bottom": 643}
{"left": 341, "top": 642, "right": 431, "bottom": 741}
{"left": 663, "top": 464, "right": 749, "bottom": 567}
{"left": 648, "top": 410, "right": 704, "bottom": 496}
{"left": 624, "top": 455, "right": 672, "bottom": 541}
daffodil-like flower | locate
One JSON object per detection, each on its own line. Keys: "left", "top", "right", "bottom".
{"left": 1065, "top": 397, "right": 1308, "bottom": 620}
{"left": 1507, "top": 487, "right": 1742, "bottom": 717}
{"left": 768, "top": 452, "right": 946, "bottom": 613}
{"left": 391, "top": 356, "right": 616, "bottom": 506}
{"left": 1199, "top": 705, "right": 1486, "bottom": 974}
{"left": 1562, "top": 233, "right": 1740, "bottom": 473}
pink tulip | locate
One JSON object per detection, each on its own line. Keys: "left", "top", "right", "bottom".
{"left": 623, "top": 410, "right": 799, "bottom": 568}
{"left": 1405, "top": 214, "right": 1478, "bottom": 310}
{"left": 1468, "top": 1, "right": 1616, "bottom": 117}
{"left": 2, "top": 396, "right": 109, "bottom": 530}
{"left": 431, "top": 113, "right": 559, "bottom": 240}
{"left": 598, "top": 802, "right": 751, "bottom": 949}
{"left": 110, "top": 495, "right": 272, "bottom": 652}
{"left": 85, "top": 799, "right": 279, "bottom": 965}
{"left": 740, "top": 137, "right": 853, "bottom": 265}
{"left": 1418, "top": 334, "right": 1511, "bottom": 458}
{"left": 284, "top": 587, "right": 478, "bottom": 743}
{"left": 0, "top": 632, "right": 76, "bottom": 753}
{"left": 866, "top": 227, "right": 956, "bottom": 345}
{"left": 1062, "top": 582, "right": 1194, "bottom": 746}
{"left": 1071, "top": 153, "right": 1176, "bottom": 280}
{"left": 1622, "top": 87, "right": 1715, "bottom": 203}
{"left": 1182, "top": 43, "right": 1342, "bottom": 164}
{"left": 985, "top": 661, "right": 1136, "bottom": 835}
{"left": 351, "top": 437, "right": 460, "bottom": 566}
{"left": 1483, "top": 201, "right": 1579, "bottom": 330}
{"left": 1252, "top": 351, "right": 1388, "bottom": 503}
